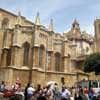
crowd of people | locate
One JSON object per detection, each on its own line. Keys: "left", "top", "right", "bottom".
{"left": 0, "top": 81, "right": 100, "bottom": 100}
{"left": 21, "top": 82, "right": 71, "bottom": 100}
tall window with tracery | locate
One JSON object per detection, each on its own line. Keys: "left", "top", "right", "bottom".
{"left": 39, "top": 45, "right": 45, "bottom": 68}
{"left": 55, "top": 52, "right": 61, "bottom": 71}
{"left": 23, "top": 42, "right": 30, "bottom": 66}
{"left": 6, "top": 49, "right": 11, "bottom": 66}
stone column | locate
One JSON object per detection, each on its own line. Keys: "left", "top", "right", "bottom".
{"left": 0, "top": 50, "right": 2, "bottom": 67}
{"left": 61, "top": 57, "right": 64, "bottom": 72}
{"left": 28, "top": 48, "right": 33, "bottom": 68}
{"left": 63, "top": 40, "right": 71, "bottom": 73}
{"left": 51, "top": 52, "right": 55, "bottom": 71}
{"left": 43, "top": 49, "right": 46, "bottom": 70}
{"left": 33, "top": 47, "right": 39, "bottom": 68}
{"left": 63, "top": 57, "right": 70, "bottom": 73}
{"left": 0, "top": 13, "right": 3, "bottom": 29}
{"left": 11, "top": 47, "right": 14, "bottom": 66}
{"left": 11, "top": 46, "right": 19, "bottom": 66}
{"left": 47, "top": 52, "right": 51, "bottom": 71}
{"left": 15, "top": 47, "right": 20, "bottom": 66}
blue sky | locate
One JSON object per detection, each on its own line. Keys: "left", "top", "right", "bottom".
{"left": 0, "top": 0, "right": 100, "bottom": 34}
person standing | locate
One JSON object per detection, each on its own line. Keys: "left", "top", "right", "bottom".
{"left": 12, "top": 79, "right": 21, "bottom": 92}
{"left": 24, "top": 83, "right": 30, "bottom": 100}
{"left": 77, "top": 88, "right": 88, "bottom": 100}
{"left": 53, "top": 83, "right": 60, "bottom": 100}
{"left": 27, "top": 84, "right": 35, "bottom": 100}
{"left": 0, "top": 81, "right": 5, "bottom": 92}
{"left": 88, "top": 88, "right": 95, "bottom": 100}
{"left": 60, "top": 85, "right": 71, "bottom": 100}
{"left": 84, "top": 86, "right": 89, "bottom": 100}
{"left": 45, "top": 85, "right": 53, "bottom": 100}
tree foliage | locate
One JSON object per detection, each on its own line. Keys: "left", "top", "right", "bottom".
{"left": 84, "top": 53, "right": 100, "bottom": 74}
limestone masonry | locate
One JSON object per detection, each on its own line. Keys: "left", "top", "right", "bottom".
{"left": 0, "top": 8, "right": 100, "bottom": 87}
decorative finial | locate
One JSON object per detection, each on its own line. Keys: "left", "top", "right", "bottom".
{"left": 49, "top": 19, "right": 53, "bottom": 31}
{"left": 72, "top": 19, "right": 80, "bottom": 30}
{"left": 35, "top": 12, "right": 40, "bottom": 25}
{"left": 73, "top": 19, "right": 79, "bottom": 25}
{"left": 16, "top": 11, "right": 22, "bottom": 25}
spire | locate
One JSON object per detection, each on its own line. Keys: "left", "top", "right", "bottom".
{"left": 16, "top": 11, "right": 22, "bottom": 25}
{"left": 72, "top": 19, "right": 80, "bottom": 30}
{"left": 49, "top": 19, "right": 53, "bottom": 31}
{"left": 35, "top": 12, "right": 40, "bottom": 25}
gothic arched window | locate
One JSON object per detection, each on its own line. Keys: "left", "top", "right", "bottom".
{"left": 55, "top": 52, "right": 61, "bottom": 71}
{"left": 39, "top": 45, "right": 45, "bottom": 68}
{"left": 6, "top": 49, "right": 11, "bottom": 66}
{"left": 2, "top": 18, "right": 9, "bottom": 29}
{"left": 23, "top": 42, "right": 30, "bottom": 66}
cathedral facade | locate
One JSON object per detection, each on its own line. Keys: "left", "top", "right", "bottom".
{"left": 0, "top": 8, "right": 95, "bottom": 87}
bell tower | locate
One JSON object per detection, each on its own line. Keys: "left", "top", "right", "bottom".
{"left": 94, "top": 18, "right": 100, "bottom": 52}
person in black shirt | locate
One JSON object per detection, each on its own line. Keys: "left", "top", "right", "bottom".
{"left": 24, "top": 83, "right": 30, "bottom": 100}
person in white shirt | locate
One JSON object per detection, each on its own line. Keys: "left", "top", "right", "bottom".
{"left": 27, "top": 84, "right": 35, "bottom": 100}
{"left": 0, "top": 81, "right": 5, "bottom": 92}
{"left": 61, "top": 86, "right": 71, "bottom": 100}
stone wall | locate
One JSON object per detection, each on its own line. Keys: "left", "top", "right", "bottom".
{"left": 31, "top": 71, "right": 89, "bottom": 87}
{"left": 0, "top": 68, "right": 13, "bottom": 87}
{"left": 0, "top": 9, "right": 33, "bottom": 28}
{"left": 0, "top": 67, "right": 30, "bottom": 87}
{"left": 89, "top": 72, "right": 100, "bottom": 80}
{"left": 0, "top": 67, "right": 89, "bottom": 88}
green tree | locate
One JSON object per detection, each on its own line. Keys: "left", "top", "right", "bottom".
{"left": 84, "top": 53, "right": 100, "bottom": 75}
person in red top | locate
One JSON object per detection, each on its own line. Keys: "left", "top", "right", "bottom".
{"left": 84, "top": 86, "right": 89, "bottom": 100}
{"left": 84, "top": 86, "right": 89, "bottom": 94}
